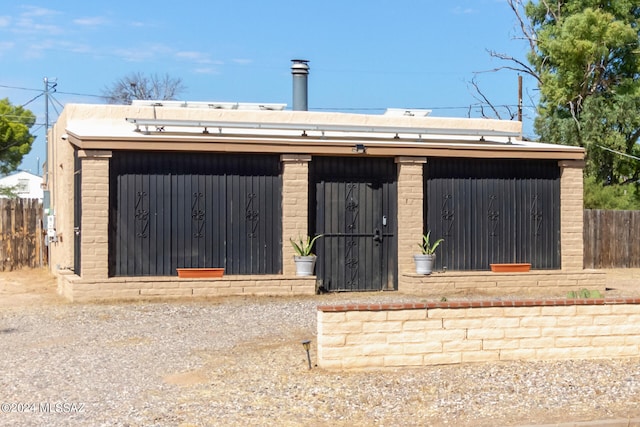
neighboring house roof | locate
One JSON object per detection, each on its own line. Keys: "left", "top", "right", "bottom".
{"left": 60, "top": 102, "right": 584, "bottom": 161}
{"left": 0, "top": 170, "right": 44, "bottom": 199}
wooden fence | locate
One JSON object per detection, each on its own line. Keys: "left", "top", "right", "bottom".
{"left": 0, "top": 198, "right": 45, "bottom": 271}
{"left": 584, "top": 209, "right": 640, "bottom": 268}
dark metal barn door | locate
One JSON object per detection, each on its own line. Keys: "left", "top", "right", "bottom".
{"left": 73, "top": 150, "right": 81, "bottom": 275}
{"left": 109, "top": 152, "right": 282, "bottom": 276}
{"left": 425, "top": 158, "right": 560, "bottom": 271}
{"left": 310, "top": 157, "right": 397, "bottom": 292}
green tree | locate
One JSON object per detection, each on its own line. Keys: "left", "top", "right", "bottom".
{"left": 0, "top": 185, "right": 18, "bottom": 198}
{"left": 0, "top": 98, "right": 36, "bottom": 174}
{"left": 500, "top": 1, "right": 640, "bottom": 187}
{"left": 583, "top": 175, "right": 640, "bottom": 209}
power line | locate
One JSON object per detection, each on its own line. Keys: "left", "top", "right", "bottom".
{"left": 57, "top": 90, "right": 103, "bottom": 99}
{"left": 596, "top": 144, "right": 640, "bottom": 162}
{"left": 21, "top": 92, "right": 44, "bottom": 108}
{"left": 0, "top": 84, "right": 42, "bottom": 92}
{"left": 2, "top": 81, "right": 539, "bottom": 124}
{"left": 0, "top": 83, "right": 103, "bottom": 99}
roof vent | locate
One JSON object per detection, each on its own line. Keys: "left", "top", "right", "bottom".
{"left": 384, "top": 108, "right": 432, "bottom": 117}
{"left": 291, "top": 59, "right": 310, "bottom": 111}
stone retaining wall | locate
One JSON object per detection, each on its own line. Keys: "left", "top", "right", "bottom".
{"left": 400, "top": 269, "right": 606, "bottom": 297}
{"left": 57, "top": 271, "right": 316, "bottom": 302}
{"left": 317, "top": 298, "right": 640, "bottom": 370}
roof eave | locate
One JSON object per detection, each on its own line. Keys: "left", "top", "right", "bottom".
{"left": 66, "top": 132, "right": 585, "bottom": 161}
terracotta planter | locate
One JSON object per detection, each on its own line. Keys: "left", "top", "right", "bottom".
{"left": 176, "top": 268, "right": 224, "bottom": 278}
{"left": 490, "top": 263, "right": 531, "bottom": 273}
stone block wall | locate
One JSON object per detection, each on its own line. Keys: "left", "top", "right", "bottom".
{"left": 396, "top": 157, "right": 426, "bottom": 276}
{"left": 58, "top": 274, "right": 316, "bottom": 302}
{"left": 281, "top": 155, "right": 312, "bottom": 276}
{"left": 78, "top": 150, "right": 111, "bottom": 280}
{"left": 317, "top": 298, "right": 640, "bottom": 370}
{"left": 400, "top": 269, "right": 606, "bottom": 298}
{"left": 560, "top": 160, "right": 585, "bottom": 269}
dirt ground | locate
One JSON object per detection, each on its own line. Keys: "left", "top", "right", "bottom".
{"left": 0, "top": 267, "right": 63, "bottom": 307}
{"left": 0, "top": 267, "right": 639, "bottom": 307}
{"left": 0, "top": 268, "right": 638, "bottom": 426}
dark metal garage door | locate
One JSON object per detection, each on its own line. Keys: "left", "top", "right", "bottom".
{"left": 109, "top": 152, "right": 282, "bottom": 276}
{"left": 310, "top": 157, "right": 397, "bottom": 292}
{"left": 425, "top": 158, "right": 560, "bottom": 271}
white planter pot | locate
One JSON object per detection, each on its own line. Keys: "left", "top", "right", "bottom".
{"left": 294, "top": 255, "right": 317, "bottom": 277}
{"left": 413, "top": 254, "right": 435, "bottom": 275}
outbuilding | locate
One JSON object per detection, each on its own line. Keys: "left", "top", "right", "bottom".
{"left": 46, "top": 69, "right": 603, "bottom": 301}
{"left": 0, "top": 170, "right": 44, "bottom": 200}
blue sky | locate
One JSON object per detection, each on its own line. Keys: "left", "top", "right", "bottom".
{"left": 0, "top": 1, "right": 537, "bottom": 174}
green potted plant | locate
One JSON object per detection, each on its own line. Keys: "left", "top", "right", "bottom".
{"left": 413, "top": 231, "right": 444, "bottom": 275}
{"left": 290, "top": 234, "right": 323, "bottom": 276}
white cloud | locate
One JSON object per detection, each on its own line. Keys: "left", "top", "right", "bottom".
{"left": 193, "top": 67, "right": 222, "bottom": 75}
{"left": 110, "top": 43, "right": 173, "bottom": 62}
{"left": 16, "top": 20, "right": 64, "bottom": 35}
{"left": 231, "top": 58, "right": 252, "bottom": 65}
{"left": 113, "top": 47, "right": 153, "bottom": 62}
{"left": 451, "top": 6, "right": 477, "bottom": 15}
{"left": 176, "top": 51, "right": 206, "bottom": 60}
{"left": 0, "top": 41, "right": 14, "bottom": 55}
{"left": 175, "top": 51, "right": 219, "bottom": 65}
{"left": 73, "top": 16, "right": 109, "bottom": 27}
{"left": 13, "top": 6, "right": 64, "bottom": 35}
{"left": 23, "top": 39, "right": 57, "bottom": 59}
{"left": 0, "top": 16, "right": 10, "bottom": 27}
{"left": 20, "top": 6, "right": 60, "bottom": 18}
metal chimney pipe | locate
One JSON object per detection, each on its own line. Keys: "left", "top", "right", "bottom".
{"left": 291, "top": 59, "right": 309, "bottom": 111}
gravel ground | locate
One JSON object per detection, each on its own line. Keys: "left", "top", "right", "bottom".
{"left": 0, "top": 270, "right": 639, "bottom": 426}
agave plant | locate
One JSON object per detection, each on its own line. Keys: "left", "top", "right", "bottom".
{"left": 419, "top": 231, "right": 444, "bottom": 255}
{"left": 290, "top": 234, "right": 323, "bottom": 257}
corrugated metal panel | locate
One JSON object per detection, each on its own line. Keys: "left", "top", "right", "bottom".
{"left": 425, "top": 158, "right": 560, "bottom": 271}
{"left": 109, "top": 152, "right": 282, "bottom": 276}
{"left": 310, "top": 157, "right": 397, "bottom": 291}
{"left": 73, "top": 150, "right": 81, "bottom": 275}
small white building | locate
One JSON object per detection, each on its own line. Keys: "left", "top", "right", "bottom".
{"left": 0, "top": 170, "right": 44, "bottom": 200}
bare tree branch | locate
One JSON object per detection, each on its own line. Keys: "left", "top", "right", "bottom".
{"left": 482, "top": 50, "right": 542, "bottom": 83}
{"left": 507, "top": 0, "right": 537, "bottom": 52}
{"left": 102, "top": 72, "right": 186, "bottom": 105}
{"left": 468, "top": 77, "right": 503, "bottom": 120}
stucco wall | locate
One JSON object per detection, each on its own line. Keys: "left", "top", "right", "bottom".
{"left": 47, "top": 109, "right": 76, "bottom": 271}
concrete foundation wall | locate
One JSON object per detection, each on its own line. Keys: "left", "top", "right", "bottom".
{"left": 317, "top": 298, "right": 640, "bottom": 370}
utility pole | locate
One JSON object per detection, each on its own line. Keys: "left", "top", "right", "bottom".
{"left": 43, "top": 77, "right": 57, "bottom": 269}
{"left": 44, "top": 77, "right": 57, "bottom": 130}
{"left": 44, "top": 77, "right": 48, "bottom": 131}
{"left": 517, "top": 75, "right": 523, "bottom": 123}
